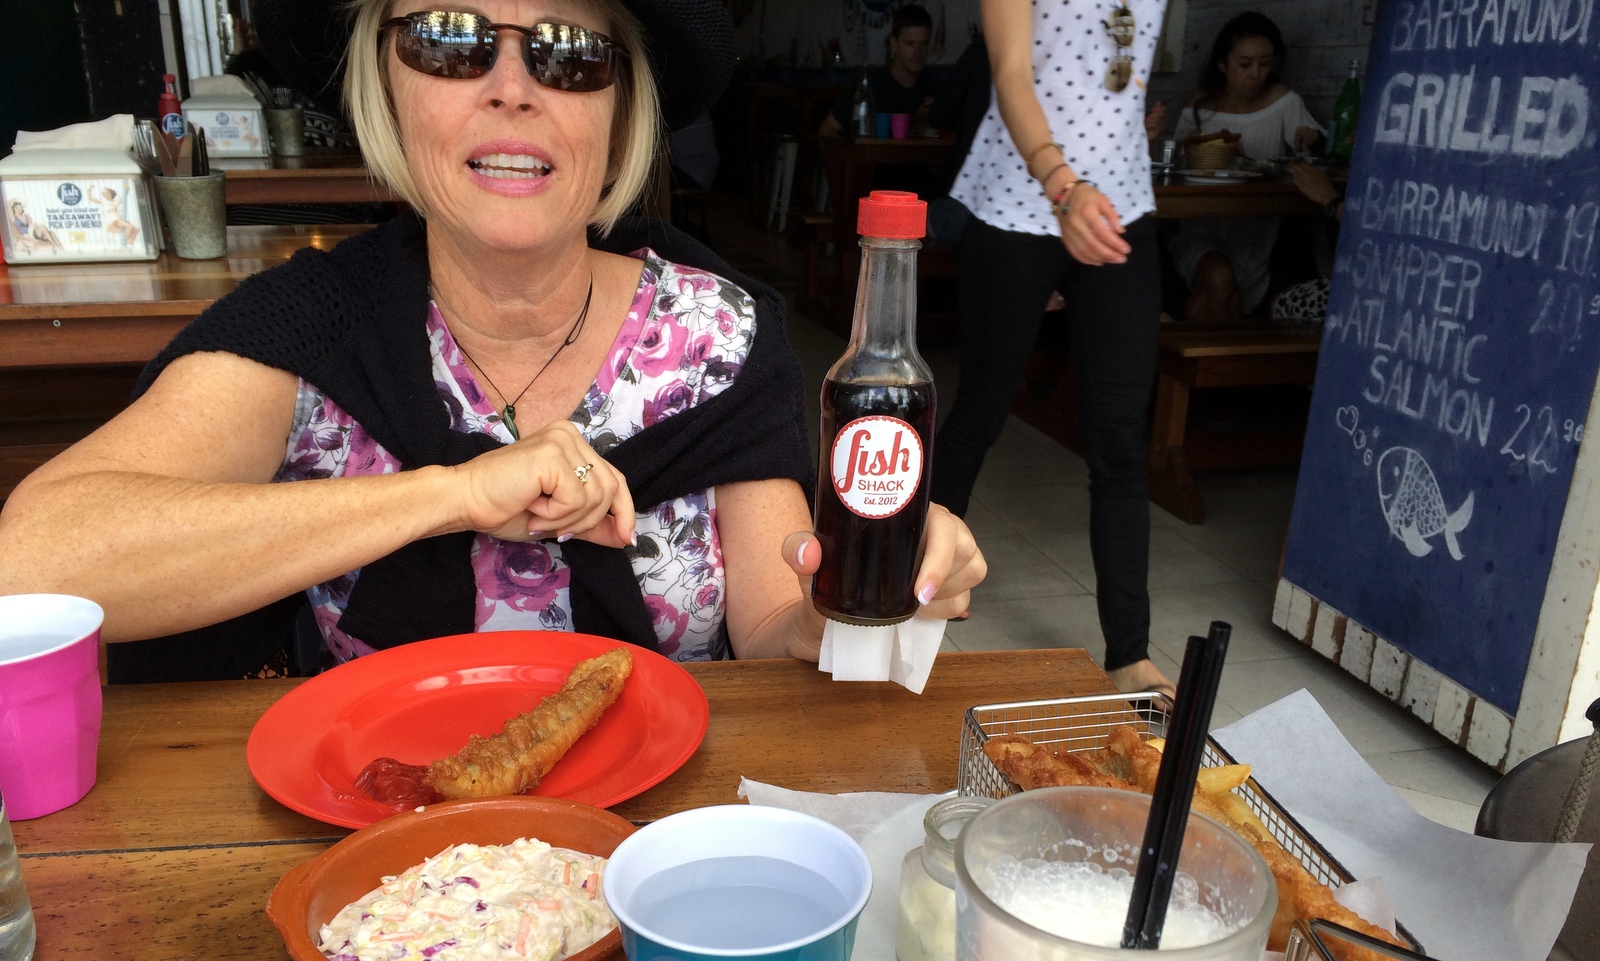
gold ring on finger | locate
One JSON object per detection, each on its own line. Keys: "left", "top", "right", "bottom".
{"left": 574, "top": 463, "right": 594, "bottom": 485}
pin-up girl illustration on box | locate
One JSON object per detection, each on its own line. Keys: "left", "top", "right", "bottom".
{"left": 89, "top": 183, "right": 141, "bottom": 248}
{"left": 8, "top": 199, "right": 64, "bottom": 254}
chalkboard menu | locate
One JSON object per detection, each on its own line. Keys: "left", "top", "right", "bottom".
{"left": 1283, "top": 0, "right": 1600, "bottom": 715}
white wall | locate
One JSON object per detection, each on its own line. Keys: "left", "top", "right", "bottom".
{"left": 1147, "top": 0, "right": 1376, "bottom": 126}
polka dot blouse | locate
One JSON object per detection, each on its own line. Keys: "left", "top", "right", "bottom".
{"left": 951, "top": 0, "right": 1164, "bottom": 236}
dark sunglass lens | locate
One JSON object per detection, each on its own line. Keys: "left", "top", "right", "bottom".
{"left": 528, "top": 23, "right": 618, "bottom": 92}
{"left": 400, "top": 11, "right": 496, "bottom": 79}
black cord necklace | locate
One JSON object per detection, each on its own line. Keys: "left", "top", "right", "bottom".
{"left": 448, "top": 274, "right": 595, "bottom": 441}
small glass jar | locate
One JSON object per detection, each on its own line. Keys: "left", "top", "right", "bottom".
{"left": 896, "top": 796, "right": 994, "bottom": 961}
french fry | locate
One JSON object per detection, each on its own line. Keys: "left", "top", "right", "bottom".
{"left": 1197, "top": 763, "right": 1252, "bottom": 796}
{"left": 1211, "top": 790, "right": 1274, "bottom": 844}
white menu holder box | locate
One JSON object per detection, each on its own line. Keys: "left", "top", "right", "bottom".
{"left": 0, "top": 148, "right": 160, "bottom": 264}
{"left": 183, "top": 93, "right": 268, "bottom": 158}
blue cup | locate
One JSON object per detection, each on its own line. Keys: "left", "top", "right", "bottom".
{"left": 605, "top": 804, "right": 872, "bottom": 961}
{"left": 874, "top": 113, "right": 892, "bottom": 139}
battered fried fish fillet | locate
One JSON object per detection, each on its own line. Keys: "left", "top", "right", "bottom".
{"left": 981, "top": 728, "right": 1410, "bottom": 959}
{"left": 426, "top": 647, "right": 633, "bottom": 800}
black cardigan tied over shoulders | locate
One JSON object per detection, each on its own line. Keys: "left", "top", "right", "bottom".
{"left": 136, "top": 213, "right": 813, "bottom": 654}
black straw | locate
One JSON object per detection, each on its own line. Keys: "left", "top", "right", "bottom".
{"left": 1121, "top": 620, "right": 1231, "bottom": 949}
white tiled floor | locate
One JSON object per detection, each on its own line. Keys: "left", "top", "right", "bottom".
{"left": 709, "top": 198, "right": 1501, "bottom": 833}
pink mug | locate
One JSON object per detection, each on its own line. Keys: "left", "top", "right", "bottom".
{"left": 0, "top": 594, "right": 104, "bottom": 820}
{"left": 890, "top": 113, "right": 912, "bottom": 140}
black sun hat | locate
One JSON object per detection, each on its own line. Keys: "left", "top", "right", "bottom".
{"left": 251, "top": 0, "right": 735, "bottom": 132}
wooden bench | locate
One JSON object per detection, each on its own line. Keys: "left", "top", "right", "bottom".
{"left": 1147, "top": 325, "right": 1321, "bottom": 523}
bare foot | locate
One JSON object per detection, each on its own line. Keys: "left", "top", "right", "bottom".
{"left": 1107, "top": 658, "right": 1176, "bottom": 700}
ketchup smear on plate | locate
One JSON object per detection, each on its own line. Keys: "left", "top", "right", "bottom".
{"left": 356, "top": 757, "right": 443, "bottom": 807}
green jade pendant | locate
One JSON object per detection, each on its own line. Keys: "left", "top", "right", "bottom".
{"left": 502, "top": 405, "right": 521, "bottom": 441}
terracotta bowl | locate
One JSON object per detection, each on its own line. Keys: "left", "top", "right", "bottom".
{"left": 267, "top": 796, "right": 636, "bottom": 961}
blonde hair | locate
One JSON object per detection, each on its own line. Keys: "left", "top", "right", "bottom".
{"left": 343, "top": 0, "right": 660, "bottom": 234}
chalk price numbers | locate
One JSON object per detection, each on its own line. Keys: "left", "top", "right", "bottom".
{"left": 1499, "top": 403, "right": 1583, "bottom": 474}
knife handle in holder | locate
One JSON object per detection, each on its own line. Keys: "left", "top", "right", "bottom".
{"left": 1283, "top": 919, "right": 1438, "bottom": 961}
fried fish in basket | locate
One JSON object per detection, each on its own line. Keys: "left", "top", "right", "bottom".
{"left": 427, "top": 646, "right": 634, "bottom": 800}
{"left": 981, "top": 730, "right": 1408, "bottom": 960}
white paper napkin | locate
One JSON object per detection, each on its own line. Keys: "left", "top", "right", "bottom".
{"left": 818, "top": 615, "right": 946, "bottom": 693}
{"left": 13, "top": 114, "right": 134, "bottom": 153}
{"left": 189, "top": 73, "right": 264, "bottom": 101}
{"left": 1214, "top": 690, "right": 1591, "bottom": 961}
{"left": 738, "top": 777, "right": 948, "bottom": 961}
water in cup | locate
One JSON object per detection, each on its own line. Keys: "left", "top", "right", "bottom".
{"left": 627, "top": 854, "right": 848, "bottom": 949}
{"left": 0, "top": 797, "right": 35, "bottom": 961}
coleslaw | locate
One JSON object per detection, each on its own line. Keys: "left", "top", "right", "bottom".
{"left": 318, "top": 838, "right": 615, "bottom": 961}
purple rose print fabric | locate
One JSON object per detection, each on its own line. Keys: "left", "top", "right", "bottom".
{"left": 275, "top": 251, "right": 756, "bottom": 663}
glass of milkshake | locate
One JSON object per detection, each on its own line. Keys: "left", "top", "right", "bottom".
{"left": 956, "top": 787, "right": 1276, "bottom": 960}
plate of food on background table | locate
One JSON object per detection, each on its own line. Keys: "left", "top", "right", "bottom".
{"left": 1177, "top": 169, "right": 1264, "bottom": 185}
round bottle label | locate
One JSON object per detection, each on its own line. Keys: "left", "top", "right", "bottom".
{"left": 829, "top": 415, "right": 924, "bottom": 518}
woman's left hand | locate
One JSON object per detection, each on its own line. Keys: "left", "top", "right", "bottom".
{"left": 1289, "top": 162, "right": 1339, "bottom": 207}
{"left": 1057, "top": 184, "right": 1131, "bottom": 266}
{"left": 1292, "top": 125, "right": 1322, "bottom": 154}
{"left": 780, "top": 503, "right": 987, "bottom": 633}
{"left": 909, "top": 504, "right": 987, "bottom": 619}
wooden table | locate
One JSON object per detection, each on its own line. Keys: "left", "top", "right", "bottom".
{"left": 1147, "top": 326, "right": 1323, "bottom": 523}
{"left": 217, "top": 151, "right": 400, "bottom": 206}
{"left": 1152, "top": 178, "right": 1322, "bottom": 219}
{"left": 15, "top": 649, "right": 1113, "bottom": 959}
{"left": 815, "top": 137, "right": 959, "bottom": 328}
{"left": 0, "top": 225, "right": 369, "bottom": 499}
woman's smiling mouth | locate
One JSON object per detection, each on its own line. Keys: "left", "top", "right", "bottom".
{"left": 468, "top": 152, "right": 554, "bottom": 179}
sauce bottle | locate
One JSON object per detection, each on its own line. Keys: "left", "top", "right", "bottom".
{"left": 158, "top": 73, "right": 185, "bottom": 139}
{"left": 812, "top": 190, "right": 936, "bottom": 626}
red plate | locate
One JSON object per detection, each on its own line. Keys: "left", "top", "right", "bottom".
{"left": 247, "top": 631, "right": 708, "bottom": 829}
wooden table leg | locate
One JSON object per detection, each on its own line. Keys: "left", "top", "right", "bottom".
{"left": 1147, "top": 372, "right": 1206, "bottom": 524}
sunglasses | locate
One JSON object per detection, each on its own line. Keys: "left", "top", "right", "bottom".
{"left": 1104, "top": 5, "right": 1136, "bottom": 92}
{"left": 382, "top": 11, "right": 628, "bottom": 92}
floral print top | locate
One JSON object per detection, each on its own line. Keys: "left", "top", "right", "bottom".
{"left": 274, "top": 250, "right": 757, "bottom": 664}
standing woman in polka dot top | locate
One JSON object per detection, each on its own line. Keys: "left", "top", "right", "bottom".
{"left": 934, "top": 0, "right": 1173, "bottom": 696}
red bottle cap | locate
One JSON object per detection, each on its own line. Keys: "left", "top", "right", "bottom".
{"left": 857, "top": 190, "right": 926, "bottom": 239}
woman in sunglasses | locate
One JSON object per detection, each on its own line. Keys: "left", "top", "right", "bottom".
{"left": 0, "top": 0, "right": 984, "bottom": 669}
{"left": 933, "top": 0, "right": 1175, "bottom": 697}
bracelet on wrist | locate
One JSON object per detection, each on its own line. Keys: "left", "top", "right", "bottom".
{"left": 1038, "top": 162, "right": 1070, "bottom": 192}
{"left": 1023, "top": 140, "right": 1064, "bottom": 175}
{"left": 1051, "top": 179, "right": 1096, "bottom": 217}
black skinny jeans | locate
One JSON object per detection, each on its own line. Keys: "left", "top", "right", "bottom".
{"left": 932, "top": 214, "right": 1160, "bottom": 671}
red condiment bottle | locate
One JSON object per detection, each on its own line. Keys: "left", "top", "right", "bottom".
{"left": 811, "top": 190, "right": 937, "bottom": 626}
{"left": 158, "top": 74, "right": 185, "bottom": 139}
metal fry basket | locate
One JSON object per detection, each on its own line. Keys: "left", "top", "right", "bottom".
{"left": 957, "top": 692, "right": 1424, "bottom": 951}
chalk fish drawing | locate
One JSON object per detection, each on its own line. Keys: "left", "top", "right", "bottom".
{"left": 1376, "top": 447, "right": 1474, "bottom": 560}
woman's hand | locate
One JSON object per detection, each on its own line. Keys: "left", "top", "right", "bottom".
{"left": 779, "top": 504, "right": 987, "bottom": 641}
{"left": 1144, "top": 101, "right": 1167, "bottom": 142}
{"left": 452, "top": 420, "right": 636, "bottom": 547}
{"left": 1057, "top": 184, "right": 1132, "bottom": 265}
{"left": 1289, "top": 162, "right": 1339, "bottom": 207}
{"left": 908, "top": 504, "right": 986, "bottom": 619}
{"left": 1292, "top": 125, "right": 1323, "bottom": 154}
